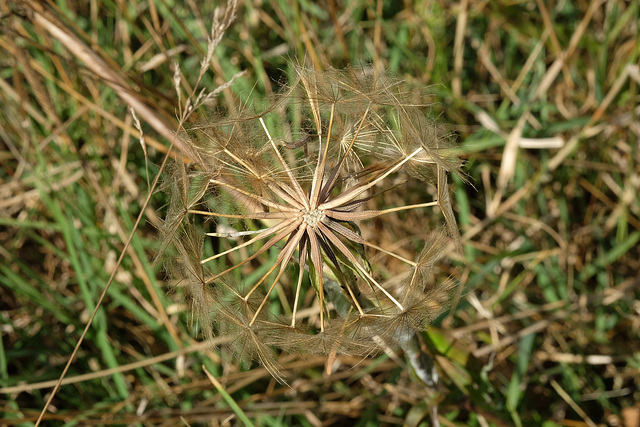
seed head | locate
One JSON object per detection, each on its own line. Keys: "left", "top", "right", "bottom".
{"left": 161, "top": 64, "right": 464, "bottom": 382}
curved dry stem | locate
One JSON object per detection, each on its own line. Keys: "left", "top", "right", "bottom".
{"left": 200, "top": 218, "right": 296, "bottom": 264}
{"left": 259, "top": 117, "right": 309, "bottom": 209}
{"left": 290, "top": 236, "right": 309, "bottom": 328}
{"left": 316, "top": 222, "right": 404, "bottom": 311}
{"left": 326, "top": 200, "right": 438, "bottom": 221}
{"left": 246, "top": 220, "right": 305, "bottom": 318}
{"left": 188, "top": 209, "right": 293, "bottom": 220}
{"left": 209, "top": 178, "right": 298, "bottom": 212}
{"left": 204, "top": 218, "right": 301, "bottom": 284}
{"left": 320, "top": 105, "right": 371, "bottom": 201}
{"left": 307, "top": 227, "right": 326, "bottom": 332}
{"left": 320, "top": 147, "right": 425, "bottom": 210}
{"left": 323, "top": 220, "right": 416, "bottom": 266}
{"left": 310, "top": 103, "right": 336, "bottom": 208}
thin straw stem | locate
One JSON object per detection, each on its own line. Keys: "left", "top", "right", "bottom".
{"left": 320, "top": 147, "right": 424, "bottom": 210}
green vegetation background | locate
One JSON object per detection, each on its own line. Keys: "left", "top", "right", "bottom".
{"left": 1, "top": 0, "right": 638, "bottom": 425}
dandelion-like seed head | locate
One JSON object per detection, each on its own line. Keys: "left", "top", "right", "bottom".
{"left": 161, "top": 64, "right": 464, "bottom": 382}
